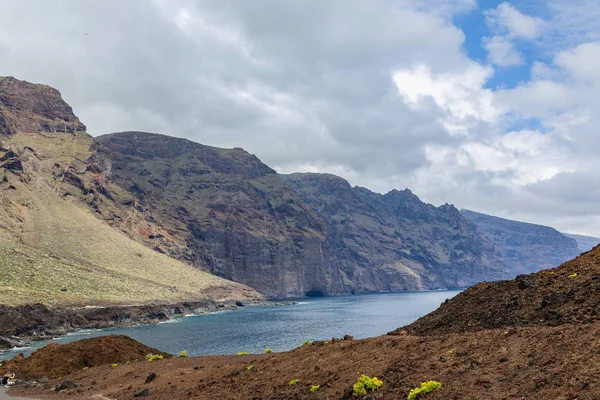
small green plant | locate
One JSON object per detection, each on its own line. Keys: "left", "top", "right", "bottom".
{"left": 289, "top": 379, "right": 300, "bottom": 385}
{"left": 125, "top": 361, "right": 131, "bottom": 365}
{"left": 146, "top": 353, "right": 164, "bottom": 362}
{"left": 247, "top": 365, "right": 254, "bottom": 370}
{"left": 238, "top": 351, "right": 249, "bottom": 355}
{"left": 324, "top": 341, "right": 329, "bottom": 345}
{"left": 310, "top": 385, "right": 320, "bottom": 393}
{"left": 407, "top": 381, "right": 442, "bottom": 399}
{"left": 264, "top": 348, "right": 272, "bottom": 354}
{"left": 82, "top": 367, "right": 89, "bottom": 370}
{"left": 111, "top": 363, "right": 118, "bottom": 368}
{"left": 353, "top": 374, "right": 383, "bottom": 396}
{"left": 179, "top": 350, "right": 188, "bottom": 357}
{"left": 302, "top": 340, "right": 311, "bottom": 345}
{"left": 569, "top": 273, "right": 578, "bottom": 278}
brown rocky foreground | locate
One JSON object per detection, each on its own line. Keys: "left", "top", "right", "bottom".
{"left": 4, "top": 246, "right": 600, "bottom": 399}
{"left": 3, "top": 324, "right": 599, "bottom": 400}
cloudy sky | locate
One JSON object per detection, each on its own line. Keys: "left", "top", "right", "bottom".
{"left": 1, "top": 0, "right": 599, "bottom": 235}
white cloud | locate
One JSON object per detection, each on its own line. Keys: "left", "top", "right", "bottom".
{"left": 485, "top": 2, "right": 545, "bottom": 39}
{"left": 482, "top": 2, "right": 545, "bottom": 67}
{"left": 482, "top": 36, "right": 524, "bottom": 67}
{"left": 393, "top": 63, "right": 498, "bottom": 128}
{"left": 0, "top": 0, "right": 599, "bottom": 235}
{"left": 554, "top": 42, "right": 600, "bottom": 82}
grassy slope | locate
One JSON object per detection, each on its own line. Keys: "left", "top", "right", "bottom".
{"left": 0, "top": 132, "right": 261, "bottom": 306}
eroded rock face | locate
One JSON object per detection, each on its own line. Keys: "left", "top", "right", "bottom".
{"left": 96, "top": 132, "right": 336, "bottom": 298}
{"left": 98, "top": 134, "right": 510, "bottom": 297}
{"left": 0, "top": 76, "right": 86, "bottom": 136}
{"left": 461, "top": 209, "right": 581, "bottom": 275}
{"left": 284, "top": 173, "right": 509, "bottom": 291}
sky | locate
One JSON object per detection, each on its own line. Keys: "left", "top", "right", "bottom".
{"left": 1, "top": 0, "right": 600, "bottom": 236}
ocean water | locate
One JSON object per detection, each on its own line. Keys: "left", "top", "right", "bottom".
{"left": 0, "top": 290, "right": 460, "bottom": 361}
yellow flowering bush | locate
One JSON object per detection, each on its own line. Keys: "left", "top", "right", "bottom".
{"left": 352, "top": 374, "right": 383, "bottom": 396}
{"left": 146, "top": 354, "right": 164, "bottom": 362}
{"left": 407, "top": 381, "right": 441, "bottom": 399}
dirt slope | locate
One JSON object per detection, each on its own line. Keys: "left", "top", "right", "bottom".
{"left": 390, "top": 245, "right": 600, "bottom": 336}
{"left": 0, "top": 335, "right": 171, "bottom": 379}
{"left": 7, "top": 323, "right": 600, "bottom": 400}
{"left": 0, "top": 131, "right": 261, "bottom": 306}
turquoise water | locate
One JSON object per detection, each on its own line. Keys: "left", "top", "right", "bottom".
{"left": 0, "top": 291, "right": 460, "bottom": 360}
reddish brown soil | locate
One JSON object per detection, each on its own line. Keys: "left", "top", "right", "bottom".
{"left": 391, "top": 245, "right": 600, "bottom": 336}
{"left": 0, "top": 335, "right": 170, "bottom": 379}
{"left": 5, "top": 323, "right": 600, "bottom": 400}
{"left": 6, "top": 247, "right": 600, "bottom": 399}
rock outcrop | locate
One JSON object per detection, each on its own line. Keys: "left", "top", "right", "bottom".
{"left": 461, "top": 209, "right": 581, "bottom": 275}
{"left": 0, "top": 76, "right": 86, "bottom": 136}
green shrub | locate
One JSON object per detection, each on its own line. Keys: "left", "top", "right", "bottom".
{"left": 247, "top": 365, "right": 254, "bottom": 370}
{"left": 111, "top": 363, "right": 118, "bottom": 367}
{"left": 179, "top": 350, "right": 188, "bottom": 357}
{"left": 407, "top": 381, "right": 441, "bottom": 399}
{"left": 146, "top": 354, "right": 164, "bottom": 362}
{"left": 568, "top": 273, "right": 578, "bottom": 278}
{"left": 264, "top": 348, "right": 273, "bottom": 354}
{"left": 352, "top": 374, "right": 383, "bottom": 396}
{"left": 238, "top": 351, "right": 249, "bottom": 355}
{"left": 289, "top": 379, "right": 300, "bottom": 385}
{"left": 303, "top": 340, "right": 311, "bottom": 345}
{"left": 310, "top": 385, "right": 320, "bottom": 393}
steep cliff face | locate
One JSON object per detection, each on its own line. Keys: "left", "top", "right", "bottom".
{"left": 282, "top": 173, "right": 509, "bottom": 290}
{"left": 461, "top": 209, "right": 581, "bottom": 275}
{"left": 562, "top": 233, "right": 600, "bottom": 253}
{"left": 96, "top": 132, "right": 337, "bottom": 298}
{"left": 0, "top": 76, "right": 86, "bottom": 136}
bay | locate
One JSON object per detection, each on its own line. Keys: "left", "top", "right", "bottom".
{"left": 0, "top": 290, "right": 460, "bottom": 361}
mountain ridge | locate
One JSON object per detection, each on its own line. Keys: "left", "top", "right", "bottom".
{"left": 461, "top": 209, "right": 580, "bottom": 275}
{"left": 1, "top": 76, "right": 588, "bottom": 302}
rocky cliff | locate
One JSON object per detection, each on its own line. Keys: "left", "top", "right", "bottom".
{"left": 97, "top": 135, "right": 514, "bottom": 296}
{"left": 0, "top": 76, "right": 86, "bottom": 136}
{"left": 562, "top": 232, "right": 600, "bottom": 253}
{"left": 461, "top": 209, "right": 581, "bottom": 275}
{"left": 95, "top": 132, "right": 335, "bottom": 298}
{"left": 283, "top": 173, "right": 509, "bottom": 291}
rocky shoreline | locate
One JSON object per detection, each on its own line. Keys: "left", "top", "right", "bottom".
{"left": 0, "top": 299, "right": 289, "bottom": 351}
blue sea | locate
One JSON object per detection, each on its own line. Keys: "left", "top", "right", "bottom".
{"left": 0, "top": 290, "right": 460, "bottom": 361}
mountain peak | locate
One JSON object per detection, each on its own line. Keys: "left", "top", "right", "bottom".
{"left": 0, "top": 76, "right": 86, "bottom": 136}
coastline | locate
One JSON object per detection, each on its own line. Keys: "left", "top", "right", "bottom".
{"left": 0, "top": 299, "right": 293, "bottom": 353}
